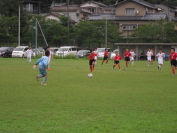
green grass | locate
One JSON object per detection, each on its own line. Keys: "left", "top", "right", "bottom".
{"left": 0, "top": 58, "right": 177, "bottom": 133}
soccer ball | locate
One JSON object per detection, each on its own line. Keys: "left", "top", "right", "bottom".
{"left": 88, "top": 73, "right": 93, "bottom": 78}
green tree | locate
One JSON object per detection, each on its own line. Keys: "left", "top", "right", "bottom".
{"left": 74, "top": 20, "right": 122, "bottom": 48}
{"left": 131, "top": 19, "right": 177, "bottom": 43}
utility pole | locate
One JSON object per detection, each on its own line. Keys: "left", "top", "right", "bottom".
{"left": 18, "top": 6, "right": 20, "bottom": 46}
{"left": 35, "top": 18, "right": 37, "bottom": 49}
{"left": 105, "top": 19, "right": 107, "bottom": 48}
{"left": 67, "top": 0, "right": 70, "bottom": 45}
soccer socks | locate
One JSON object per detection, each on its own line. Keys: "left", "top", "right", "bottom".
{"left": 113, "top": 65, "right": 116, "bottom": 69}
{"left": 101, "top": 60, "right": 104, "bottom": 64}
{"left": 42, "top": 77, "right": 47, "bottom": 84}
{"left": 172, "top": 68, "right": 175, "bottom": 74}
{"left": 106, "top": 60, "right": 108, "bottom": 64}
{"left": 126, "top": 62, "right": 128, "bottom": 67}
{"left": 29, "top": 58, "right": 31, "bottom": 62}
{"left": 118, "top": 64, "right": 121, "bottom": 69}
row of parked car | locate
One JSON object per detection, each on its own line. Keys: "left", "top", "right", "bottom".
{"left": 0, "top": 46, "right": 118, "bottom": 59}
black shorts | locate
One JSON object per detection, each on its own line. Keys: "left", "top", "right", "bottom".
{"left": 89, "top": 59, "right": 95, "bottom": 65}
{"left": 152, "top": 56, "right": 155, "bottom": 60}
{"left": 171, "top": 60, "right": 177, "bottom": 66}
{"left": 103, "top": 56, "right": 108, "bottom": 60}
{"left": 125, "top": 57, "right": 130, "bottom": 61}
{"left": 114, "top": 61, "right": 120, "bottom": 64}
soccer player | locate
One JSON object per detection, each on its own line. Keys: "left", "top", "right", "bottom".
{"left": 101, "top": 49, "right": 109, "bottom": 65}
{"left": 146, "top": 49, "right": 153, "bottom": 66}
{"left": 124, "top": 49, "right": 131, "bottom": 67}
{"left": 88, "top": 50, "right": 95, "bottom": 73}
{"left": 26, "top": 47, "right": 33, "bottom": 63}
{"left": 169, "top": 48, "right": 177, "bottom": 76}
{"left": 94, "top": 48, "right": 98, "bottom": 66}
{"left": 130, "top": 49, "right": 136, "bottom": 65}
{"left": 34, "top": 51, "right": 50, "bottom": 85}
{"left": 112, "top": 52, "right": 122, "bottom": 70}
{"left": 156, "top": 50, "right": 165, "bottom": 70}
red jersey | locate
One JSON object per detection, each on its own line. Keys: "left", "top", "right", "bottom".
{"left": 88, "top": 53, "right": 95, "bottom": 60}
{"left": 114, "top": 55, "right": 122, "bottom": 61}
{"left": 124, "top": 52, "right": 131, "bottom": 57}
{"left": 104, "top": 51, "right": 109, "bottom": 57}
{"left": 94, "top": 53, "right": 98, "bottom": 56}
{"left": 170, "top": 52, "right": 177, "bottom": 60}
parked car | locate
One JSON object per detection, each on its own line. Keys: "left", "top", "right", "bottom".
{"left": 75, "top": 50, "right": 90, "bottom": 58}
{"left": 97, "top": 48, "right": 111, "bottom": 58}
{"left": 55, "top": 46, "right": 82, "bottom": 57}
{"left": 110, "top": 49, "right": 119, "bottom": 59}
{"left": 0, "top": 47, "right": 14, "bottom": 58}
{"left": 32, "top": 48, "right": 42, "bottom": 57}
{"left": 12, "top": 46, "right": 29, "bottom": 58}
{"left": 50, "top": 47, "right": 59, "bottom": 54}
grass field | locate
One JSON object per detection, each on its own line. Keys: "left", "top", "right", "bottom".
{"left": 0, "top": 58, "right": 177, "bottom": 133}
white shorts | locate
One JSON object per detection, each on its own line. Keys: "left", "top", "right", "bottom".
{"left": 130, "top": 57, "right": 134, "bottom": 61}
{"left": 94, "top": 56, "right": 97, "bottom": 60}
{"left": 147, "top": 57, "right": 151, "bottom": 61}
{"left": 158, "top": 59, "right": 163, "bottom": 64}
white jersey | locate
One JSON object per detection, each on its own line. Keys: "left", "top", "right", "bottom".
{"left": 26, "top": 49, "right": 33, "bottom": 58}
{"left": 156, "top": 53, "right": 165, "bottom": 60}
{"left": 146, "top": 51, "right": 153, "bottom": 57}
{"left": 94, "top": 50, "right": 98, "bottom": 60}
{"left": 130, "top": 51, "right": 135, "bottom": 57}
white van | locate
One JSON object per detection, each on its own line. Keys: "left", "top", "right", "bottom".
{"left": 55, "top": 46, "right": 81, "bottom": 57}
{"left": 97, "top": 48, "right": 111, "bottom": 58}
{"left": 12, "top": 46, "right": 29, "bottom": 58}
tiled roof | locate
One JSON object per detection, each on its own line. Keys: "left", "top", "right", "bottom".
{"left": 90, "top": 1, "right": 107, "bottom": 7}
{"left": 114, "top": 0, "right": 155, "bottom": 9}
{"left": 89, "top": 13, "right": 167, "bottom": 21}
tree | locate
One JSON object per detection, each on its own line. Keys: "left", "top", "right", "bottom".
{"left": 131, "top": 19, "right": 177, "bottom": 43}
{"left": 74, "top": 20, "right": 122, "bottom": 48}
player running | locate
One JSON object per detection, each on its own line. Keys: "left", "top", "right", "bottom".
{"left": 34, "top": 51, "right": 50, "bottom": 85}
{"left": 169, "top": 48, "right": 177, "bottom": 76}
{"left": 88, "top": 50, "right": 95, "bottom": 73}
{"left": 130, "top": 49, "right": 136, "bottom": 65}
{"left": 156, "top": 50, "right": 165, "bottom": 70}
{"left": 124, "top": 49, "right": 131, "bottom": 67}
{"left": 112, "top": 52, "right": 122, "bottom": 70}
{"left": 101, "top": 49, "right": 109, "bottom": 65}
{"left": 146, "top": 49, "right": 153, "bottom": 66}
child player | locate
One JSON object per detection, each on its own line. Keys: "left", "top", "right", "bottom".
{"left": 146, "top": 49, "right": 153, "bottom": 66}
{"left": 34, "top": 51, "right": 50, "bottom": 85}
{"left": 130, "top": 49, "right": 136, "bottom": 65}
{"left": 169, "top": 48, "right": 177, "bottom": 76}
{"left": 94, "top": 48, "right": 98, "bottom": 66}
{"left": 26, "top": 47, "right": 33, "bottom": 63}
{"left": 156, "top": 50, "right": 165, "bottom": 70}
{"left": 101, "top": 49, "right": 109, "bottom": 65}
{"left": 112, "top": 52, "right": 122, "bottom": 70}
{"left": 124, "top": 49, "right": 131, "bottom": 67}
{"left": 88, "top": 50, "right": 95, "bottom": 73}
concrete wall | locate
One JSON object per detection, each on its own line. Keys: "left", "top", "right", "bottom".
{"left": 115, "top": 1, "right": 148, "bottom": 16}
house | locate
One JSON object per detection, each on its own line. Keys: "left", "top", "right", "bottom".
{"left": 89, "top": 0, "right": 168, "bottom": 36}
{"left": 22, "top": 0, "right": 41, "bottom": 14}
{"left": 80, "top": 1, "right": 107, "bottom": 15}
{"left": 43, "top": 12, "right": 61, "bottom": 22}
{"left": 50, "top": 2, "right": 92, "bottom": 23}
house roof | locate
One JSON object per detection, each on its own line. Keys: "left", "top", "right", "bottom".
{"left": 80, "top": 8, "right": 92, "bottom": 14}
{"left": 114, "top": 0, "right": 156, "bottom": 9}
{"left": 90, "top": 1, "right": 107, "bottom": 7}
{"left": 89, "top": 13, "right": 167, "bottom": 21}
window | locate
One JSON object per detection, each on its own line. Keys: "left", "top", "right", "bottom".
{"left": 126, "top": 8, "right": 135, "bottom": 16}
{"left": 88, "top": 8, "right": 95, "bottom": 13}
{"left": 71, "top": 48, "right": 77, "bottom": 51}
{"left": 122, "top": 25, "right": 137, "bottom": 31}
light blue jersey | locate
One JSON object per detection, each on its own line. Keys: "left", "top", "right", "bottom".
{"left": 36, "top": 56, "right": 49, "bottom": 69}
{"left": 35, "top": 56, "right": 49, "bottom": 76}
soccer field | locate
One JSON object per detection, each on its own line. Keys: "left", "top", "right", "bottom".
{"left": 0, "top": 58, "right": 177, "bottom": 133}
